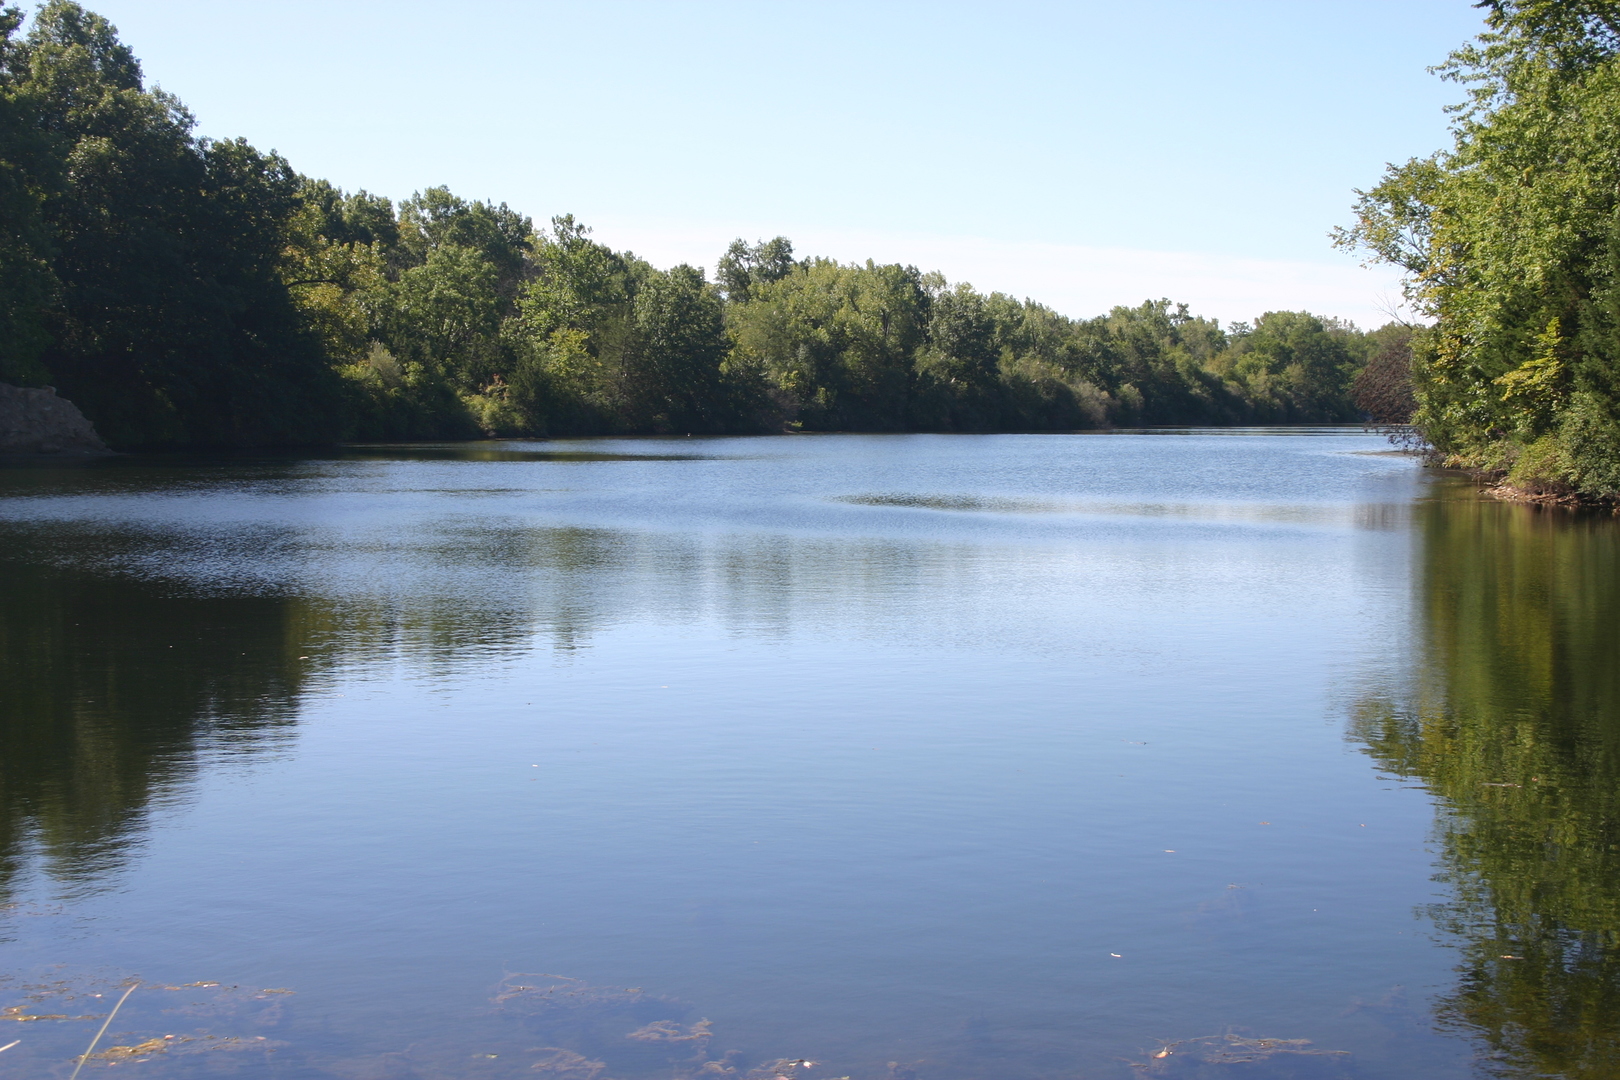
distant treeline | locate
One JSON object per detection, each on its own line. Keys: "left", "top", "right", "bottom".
{"left": 0, "top": 2, "right": 1402, "bottom": 449}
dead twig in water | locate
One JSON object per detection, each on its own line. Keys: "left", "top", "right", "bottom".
{"left": 68, "top": 981, "right": 138, "bottom": 1080}
{"left": 0, "top": 1038, "right": 18, "bottom": 1052}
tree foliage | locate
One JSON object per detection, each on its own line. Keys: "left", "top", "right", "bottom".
{"left": 0, "top": 1, "right": 348, "bottom": 446}
{"left": 1338, "top": 0, "right": 1620, "bottom": 498}
{"left": 0, "top": 2, "right": 1391, "bottom": 448}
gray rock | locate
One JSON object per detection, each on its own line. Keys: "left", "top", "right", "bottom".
{"left": 0, "top": 383, "right": 110, "bottom": 455}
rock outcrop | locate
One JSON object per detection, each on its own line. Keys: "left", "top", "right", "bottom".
{"left": 0, "top": 383, "right": 110, "bottom": 455}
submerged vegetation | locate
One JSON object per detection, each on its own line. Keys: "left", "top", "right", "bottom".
{"left": 1340, "top": 0, "right": 1620, "bottom": 502}
{"left": 0, "top": 2, "right": 1396, "bottom": 450}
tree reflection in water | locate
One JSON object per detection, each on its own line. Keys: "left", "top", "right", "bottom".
{"left": 0, "top": 501, "right": 639, "bottom": 904}
{"left": 1352, "top": 485, "right": 1620, "bottom": 1079}
{"left": 0, "top": 564, "right": 310, "bottom": 902}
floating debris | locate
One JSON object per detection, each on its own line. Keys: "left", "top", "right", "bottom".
{"left": 627, "top": 1019, "right": 713, "bottom": 1042}
{"left": 1, "top": 1007, "right": 81, "bottom": 1022}
{"left": 0, "top": 972, "right": 293, "bottom": 1079}
{"left": 530, "top": 1046, "right": 608, "bottom": 1079}
{"left": 68, "top": 981, "right": 138, "bottom": 1080}
{"left": 747, "top": 1059, "right": 821, "bottom": 1080}
{"left": 4, "top": 968, "right": 831, "bottom": 1080}
{"left": 91, "top": 1037, "right": 169, "bottom": 1060}
{"left": 1130, "top": 1032, "right": 1350, "bottom": 1071}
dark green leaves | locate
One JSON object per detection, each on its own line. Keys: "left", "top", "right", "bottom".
{"left": 1339, "top": 0, "right": 1620, "bottom": 496}
{"left": 1, "top": 2, "right": 1389, "bottom": 447}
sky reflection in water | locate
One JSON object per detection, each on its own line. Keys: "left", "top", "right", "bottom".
{"left": 1, "top": 432, "right": 1615, "bottom": 1080}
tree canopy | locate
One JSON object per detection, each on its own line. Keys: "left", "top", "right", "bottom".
{"left": 1, "top": 1, "right": 1390, "bottom": 449}
{"left": 1339, "top": 0, "right": 1620, "bottom": 500}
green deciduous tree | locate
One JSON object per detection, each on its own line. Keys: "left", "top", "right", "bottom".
{"left": 0, "top": 6, "right": 57, "bottom": 386}
{"left": 0, "top": 2, "right": 1388, "bottom": 447}
{"left": 1338, "top": 0, "right": 1620, "bottom": 498}
{"left": 4, "top": 1, "right": 341, "bottom": 446}
{"left": 726, "top": 257, "right": 929, "bottom": 430}
{"left": 1217, "top": 310, "right": 1363, "bottom": 421}
{"left": 716, "top": 236, "right": 796, "bottom": 301}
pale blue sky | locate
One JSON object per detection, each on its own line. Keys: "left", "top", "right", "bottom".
{"left": 69, "top": 1, "right": 1485, "bottom": 326}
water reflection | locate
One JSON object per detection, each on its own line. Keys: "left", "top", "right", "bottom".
{"left": 0, "top": 566, "right": 307, "bottom": 901}
{"left": 0, "top": 518, "right": 994, "bottom": 905}
{"left": 0, "top": 436, "right": 1527, "bottom": 1080}
{"left": 1353, "top": 483, "right": 1620, "bottom": 1079}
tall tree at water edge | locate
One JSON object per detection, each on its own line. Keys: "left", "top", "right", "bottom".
{"left": 1338, "top": 0, "right": 1620, "bottom": 498}
{"left": 0, "top": 2, "right": 341, "bottom": 446}
{"left": 0, "top": 7, "right": 56, "bottom": 387}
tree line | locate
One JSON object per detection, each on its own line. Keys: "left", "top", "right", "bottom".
{"left": 1, "top": 2, "right": 1397, "bottom": 450}
{"left": 1341, "top": 0, "right": 1620, "bottom": 501}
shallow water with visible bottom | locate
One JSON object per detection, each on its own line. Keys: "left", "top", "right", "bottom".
{"left": 2, "top": 431, "right": 1617, "bottom": 1080}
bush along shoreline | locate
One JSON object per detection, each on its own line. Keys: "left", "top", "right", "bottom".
{"left": 0, "top": 3, "right": 1410, "bottom": 453}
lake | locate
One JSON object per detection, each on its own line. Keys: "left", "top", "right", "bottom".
{"left": 2, "top": 431, "right": 1616, "bottom": 1080}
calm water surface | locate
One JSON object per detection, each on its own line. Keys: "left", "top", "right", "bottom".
{"left": 1, "top": 431, "right": 1616, "bottom": 1079}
